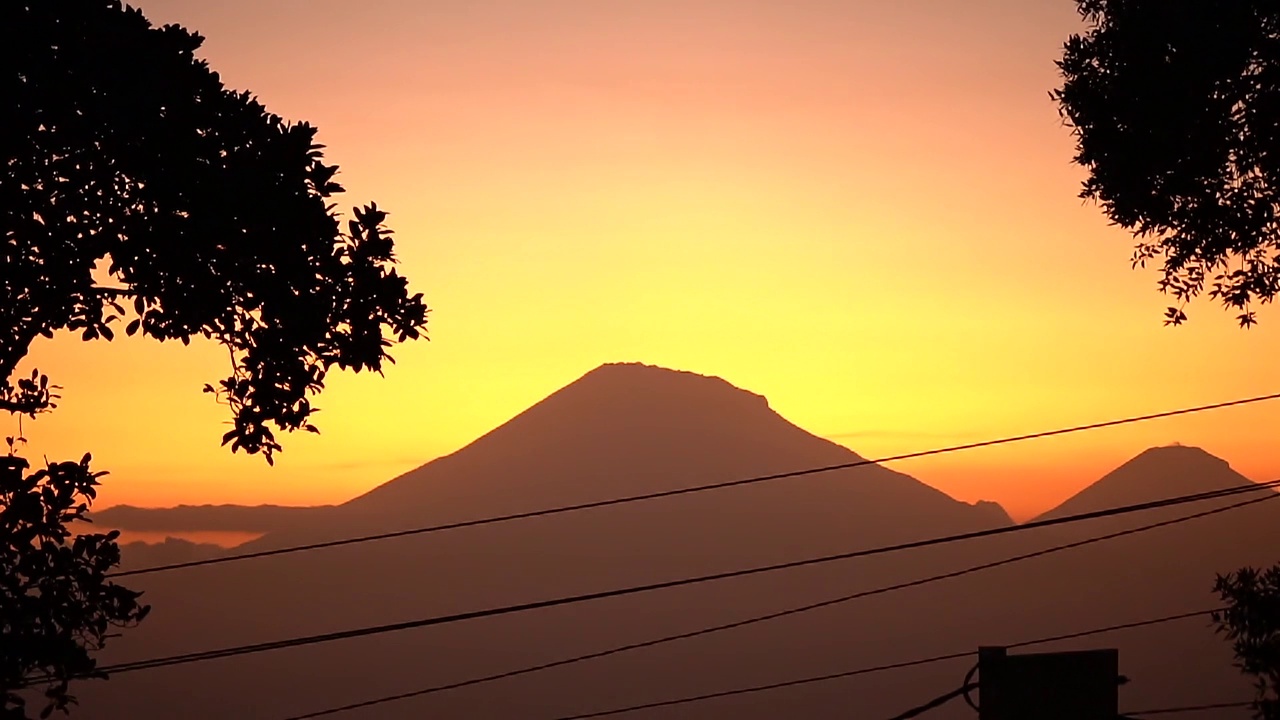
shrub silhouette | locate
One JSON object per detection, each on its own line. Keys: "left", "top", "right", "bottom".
{"left": 0, "top": 455, "right": 148, "bottom": 719}
{"left": 0, "top": 2, "right": 431, "bottom": 716}
{"left": 1215, "top": 567, "right": 1280, "bottom": 720}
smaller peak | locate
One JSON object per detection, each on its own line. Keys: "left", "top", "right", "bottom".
{"left": 968, "top": 499, "right": 1016, "bottom": 527}
{"left": 1032, "top": 444, "right": 1249, "bottom": 522}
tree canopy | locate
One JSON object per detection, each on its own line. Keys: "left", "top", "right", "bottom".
{"left": 1058, "top": 7, "right": 1280, "bottom": 715}
{"left": 1, "top": 2, "right": 431, "bottom": 715}
{"left": 1053, "top": 0, "right": 1280, "bottom": 327}
{"left": 0, "top": 454, "right": 148, "bottom": 720}
{"left": 1215, "top": 566, "right": 1280, "bottom": 720}
{"left": 1, "top": 0, "right": 430, "bottom": 460}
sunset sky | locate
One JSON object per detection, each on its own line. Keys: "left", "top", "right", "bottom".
{"left": 16, "top": 0, "right": 1280, "bottom": 521}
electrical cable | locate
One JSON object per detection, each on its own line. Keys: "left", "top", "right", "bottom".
{"left": 272, "top": 484, "right": 1276, "bottom": 719}
{"left": 885, "top": 683, "right": 977, "bottom": 720}
{"left": 534, "top": 606, "right": 1240, "bottom": 720}
{"left": 84, "top": 484, "right": 1272, "bottom": 686}
{"left": 109, "top": 391, "right": 1280, "bottom": 579}
{"left": 1122, "top": 700, "right": 1254, "bottom": 716}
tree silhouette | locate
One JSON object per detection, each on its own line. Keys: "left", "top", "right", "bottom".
{"left": 2, "top": 0, "right": 430, "bottom": 459}
{"left": 1214, "top": 567, "right": 1280, "bottom": 720}
{"left": 1, "top": 1, "right": 430, "bottom": 715}
{"left": 0, "top": 454, "right": 148, "bottom": 720}
{"left": 1055, "top": 3, "right": 1280, "bottom": 713}
{"left": 1053, "top": 0, "right": 1280, "bottom": 327}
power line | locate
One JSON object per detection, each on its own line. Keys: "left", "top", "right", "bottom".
{"left": 538, "top": 607, "right": 1236, "bottom": 720}
{"left": 886, "top": 684, "right": 977, "bottom": 720}
{"left": 1124, "top": 701, "right": 1255, "bottom": 716}
{"left": 42, "top": 482, "right": 1256, "bottom": 712}
{"left": 886, "top": 681, "right": 1255, "bottom": 719}
{"left": 93, "top": 484, "right": 1273, "bottom": 683}
{"left": 551, "top": 652, "right": 978, "bottom": 720}
{"left": 109, "top": 391, "right": 1280, "bottom": 578}
{"left": 273, "top": 483, "right": 1277, "bottom": 720}
{"left": 1006, "top": 609, "right": 1218, "bottom": 649}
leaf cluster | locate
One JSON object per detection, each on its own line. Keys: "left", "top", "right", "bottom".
{"left": 0, "top": 371, "right": 57, "bottom": 420}
{"left": 1053, "top": 0, "right": 1280, "bottom": 327}
{"left": 0, "top": 455, "right": 148, "bottom": 720}
{"left": 1214, "top": 566, "right": 1280, "bottom": 720}
{"left": 0, "top": 0, "right": 430, "bottom": 461}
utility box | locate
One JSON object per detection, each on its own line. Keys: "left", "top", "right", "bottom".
{"left": 977, "top": 646, "right": 1120, "bottom": 720}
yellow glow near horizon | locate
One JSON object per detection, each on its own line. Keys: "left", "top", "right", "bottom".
{"left": 13, "top": 0, "right": 1280, "bottom": 522}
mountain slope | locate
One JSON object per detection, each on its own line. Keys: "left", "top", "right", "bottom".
{"left": 317, "top": 362, "right": 1010, "bottom": 533}
{"left": 102, "top": 362, "right": 1016, "bottom": 602}
{"left": 70, "top": 367, "right": 1278, "bottom": 720}
{"left": 1032, "top": 445, "right": 1258, "bottom": 523}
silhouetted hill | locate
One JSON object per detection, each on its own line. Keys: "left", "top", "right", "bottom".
{"left": 72, "top": 366, "right": 1277, "bottom": 720}
{"left": 313, "top": 362, "right": 1014, "bottom": 537}
{"left": 116, "top": 538, "right": 226, "bottom": 571}
{"left": 91, "top": 503, "right": 329, "bottom": 533}
{"left": 970, "top": 499, "right": 1016, "bottom": 527}
{"left": 1032, "top": 445, "right": 1255, "bottom": 522}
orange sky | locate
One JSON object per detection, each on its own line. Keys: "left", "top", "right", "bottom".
{"left": 14, "top": 0, "right": 1280, "bottom": 522}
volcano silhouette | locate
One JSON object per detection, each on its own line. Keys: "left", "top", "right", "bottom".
{"left": 82, "top": 365, "right": 1277, "bottom": 720}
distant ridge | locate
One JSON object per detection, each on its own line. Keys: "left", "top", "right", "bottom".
{"left": 90, "top": 504, "right": 330, "bottom": 532}
{"left": 117, "top": 537, "right": 225, "bottom": 571}
{"left": 1031, "top": 445, "right": 1260, "bottom": 522}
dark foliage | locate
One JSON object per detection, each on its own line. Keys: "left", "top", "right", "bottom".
{"left": 1, "top": 1, "right": 431, "bottom": 715}
{"left": 0, "top": 455, "right": 149, "bottom": 719}
{"left": 1214, "top": 566, "right": 1280, "bottom": 720}
{"left": 0, "top": 0, "right": 430, "bottom": 459}
{"left": 1053, "top": 0, "right": 1280, "bottom": 327}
